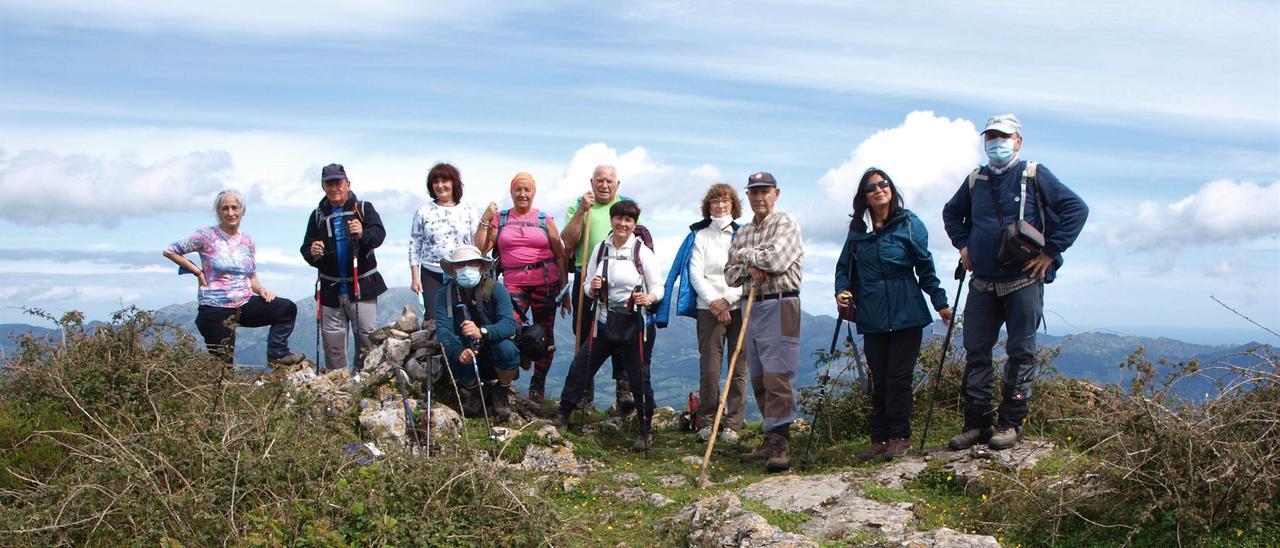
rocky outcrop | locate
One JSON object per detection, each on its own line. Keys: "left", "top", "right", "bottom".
{"left": 658, "top": 492, "right": 818, "bottom": 547}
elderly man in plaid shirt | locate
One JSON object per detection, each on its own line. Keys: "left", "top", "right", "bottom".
{"left": 724, "top": 171, "right": 804, "bottom": 473}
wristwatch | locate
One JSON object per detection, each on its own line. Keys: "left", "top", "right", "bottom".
{"left": 479, "top": 327, "right": 489, "bottom": 341}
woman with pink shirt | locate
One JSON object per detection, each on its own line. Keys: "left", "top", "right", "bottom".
{"left": 476, "top": 172, "right": 569, "bottom": 403}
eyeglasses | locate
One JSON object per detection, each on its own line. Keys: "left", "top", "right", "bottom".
{"left": 862, "top": 180, "right": 891, "bottom": 193}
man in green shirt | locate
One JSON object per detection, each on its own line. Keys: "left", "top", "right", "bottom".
{"left": 560, "top": 164, "right": 635, "bottom": 413}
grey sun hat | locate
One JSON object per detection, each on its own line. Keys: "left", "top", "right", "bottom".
{"left": 439, "top": 245, "right": 494, "bottom": 274}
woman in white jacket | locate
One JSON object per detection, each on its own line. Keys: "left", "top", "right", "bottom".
{"left": 688, "top": 183, "right": 747, "bottom": 442}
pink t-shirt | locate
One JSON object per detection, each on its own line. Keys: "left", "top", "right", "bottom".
{"left": 497, "top": 209, "right": 559, "bottom": 287}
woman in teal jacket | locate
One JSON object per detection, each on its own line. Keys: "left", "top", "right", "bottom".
{"left": 835, "top": 167, "right": 952, "bottom": 461}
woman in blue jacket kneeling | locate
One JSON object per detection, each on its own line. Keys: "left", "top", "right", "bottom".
{"left": 835, "top": 168, "right": 952, "bottom": 461}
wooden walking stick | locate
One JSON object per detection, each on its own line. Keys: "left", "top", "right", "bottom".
{"left": 698, "top": 286, "right": 756, "bottom": 488}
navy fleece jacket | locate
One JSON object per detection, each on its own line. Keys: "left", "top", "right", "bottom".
{"left": 941, "top": 161, "right": 1088, "bottom": 283}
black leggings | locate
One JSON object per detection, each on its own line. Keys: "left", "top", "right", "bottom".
{"left": 420, "top": 267, "right": 446, "bottom": 321}
{"left": 558, "top": 327, "right": 655, "bottom": 424}
{"left": 862, "top": 327, "right": 923, "bottom": 441}
{"left": 195, "top": 295, "right": 297, "bottom": 363}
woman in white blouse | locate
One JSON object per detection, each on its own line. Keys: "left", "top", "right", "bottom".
{"left": 409, "top": 163, "right": 486, "bottom": 319}
{"left": 552, "top": 200, "right": 663, "bottom": 451}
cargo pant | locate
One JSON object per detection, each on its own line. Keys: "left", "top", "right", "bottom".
{"left": 321, "top": 294, "right": 377, "bottom": 372}
{"left": 961, "top": 281, "right": 1043, "bottom": 430}
{"left": 743, "top": 296, "right": 800, "bottom": 431}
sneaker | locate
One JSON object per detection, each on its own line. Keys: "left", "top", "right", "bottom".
{"left": 528, "top": 372, "right": 546, "bottom": 404}
{"left": 696, "top": 426, "right": 714, "bottom": 441}
{"left": 857, "top": 441, "right": 888, "bottom": 462}
{"left": 882, "top": 438, "right": 911, "bottom": 460}
{"left": 948, "top": 427, "right": 994, "bottom": 450}
{"left": 765, "top": 432, "right": 791, "bottom": 473}
{"left": 616, "top": 379, "right": 636, "bottom": 416}
{"left": 718, "top": 428, "right": 740, "bottom": 444}
{"left": 268, "top": 353, "right": 306, "bottom": 367}
{"left": 988, "top": 427, "right": 1021, "bottom": 450}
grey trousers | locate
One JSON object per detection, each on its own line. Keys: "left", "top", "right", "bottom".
{"left": 321, "top": 294, "right": 377, "bottom": 372}
{"left": 742, "top": 296, "right": 801, "bottom": 431}
{"left": 961, "top": 281, "right": 1043, "bottom": 430}
{"left": 696, "top": 309, "right": 748, "bottom": 430}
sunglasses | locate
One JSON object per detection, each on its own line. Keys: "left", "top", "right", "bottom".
{"left": 862, "top": 180, "right": 891, "bottom": 193}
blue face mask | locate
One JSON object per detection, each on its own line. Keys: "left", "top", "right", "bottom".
{"left": 456, "top": 266, "right": 482, "bottom": 288}
{"left": 985, "top": 137, "right": 1017, "bottom": 166}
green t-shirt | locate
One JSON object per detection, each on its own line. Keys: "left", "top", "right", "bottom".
{"left": 563, "top": 195, "right": 640, "bottom": 271}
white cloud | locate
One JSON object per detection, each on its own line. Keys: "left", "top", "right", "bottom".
{"left": 808, "top": 111, "right": 980, "bottom": 243}
{"left": 0, "top": 149, "right": 232, "bottom": 227}
{"left": 541, "top": 142, "right": 721, "bottom": 222}
{"left": 1117, "top": 179, "right": 1280, "bottom": 251}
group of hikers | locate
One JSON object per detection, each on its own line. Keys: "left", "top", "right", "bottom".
{"left": 165, "top": 113, "right": 1088, "bottom": 472}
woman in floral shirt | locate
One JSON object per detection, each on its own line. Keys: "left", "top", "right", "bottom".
{"left": 164, "top": 190, "right": 303, "bottom": 365}
{"left": 409, "top": 163, "right": 486, "bottom": 319}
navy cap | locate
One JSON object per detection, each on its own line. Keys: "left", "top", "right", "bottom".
{"left": 321, "top": 163, "right": 347, "bottom": 182}
{"left": 746, "top": 171, "right": 777, "bottom": 189}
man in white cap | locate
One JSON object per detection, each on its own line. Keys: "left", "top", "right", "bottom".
{"left": 942, "top": 114, "right": 1089, "bottom": 450}
{"left": 434, "top": 245, "right": 522, "bottom": 421}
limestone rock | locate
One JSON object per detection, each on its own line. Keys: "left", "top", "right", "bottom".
{"left": 647, "top": 492, "right": 673, "bottom": 508}
{"left": 738, "top": 473, "right": 854, "bottom": 513}
{"left": 681, "top": 455, "right": 704, "bottom": 466}
{"left": 283, "top": 362, "right": 354, "bottom": 416}
{"left": 388, "top": 328, "right": 410, "bottom": 340}
{"left": 616, "top": 486, "right": 648, "bottom": 502}
{"left": 739, "top": 473, "right": 914, "bottom": 542}
{"left": 892, "top": 527, "right": 1000, "bottom": 547}
{"left": 384, "top": 337, "right": 412, "bottom": 368}
{"left": 613, "top": 472, "right": 641, "bottom": 484}
{"left": 562, "top": 477, "right": 581, "bottom": 492}
{"left": 394, "top": 305, "right": 420, "bottom": 332}
{"left": 519, "top": 442, "right": 592, "bottom": 476}
{"left": 537, "top": 424, "right": 563, "bottom": 444}
{"left": 657, "top": 492, "right": 817, "bottom": 547}
{"left": 651, "top": 406, "right": 678, "bottom": 430}
{"left": 425, "top": 404, "right": 462, "bottom": 438}
{"left": 872, "top": 459, "right": 929, "bottom": 490}
{"left": 657, "top": 474, "right": 689, "bottom": 488}
{"left": 410, "top": 328, "right": 437, "bottom": 350}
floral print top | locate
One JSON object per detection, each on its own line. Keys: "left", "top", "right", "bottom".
{"left": 409, "top": 200, "right": 481, "bottom": 273}
{"left": 167, "top": 226, "right": 256, "bottom": 308}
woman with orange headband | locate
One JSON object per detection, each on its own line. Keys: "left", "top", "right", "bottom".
{"left": 476, "top": 172, "right": 569, "bottom": 403}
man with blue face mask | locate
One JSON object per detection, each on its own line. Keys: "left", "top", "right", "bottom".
{"left": 435, "top": 245, "right": 521, "bottom": 421}
{"left": 942, "top": 114, "right": 1089, "bottom": 451}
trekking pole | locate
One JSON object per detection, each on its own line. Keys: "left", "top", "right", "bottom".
{"left": 634, "top": 284, "right": 650, "bottom": 457}
{"left": 698, "top": 287, "right": 756, "bottom": 488}
{"left": 800, "top": 315, "right": 843, "bottom": 469}
{"left": 350, "top": 208, "right": 364, "bottom": 374}
{"left": 574, "top": 207, "right": 592, "bottom": 352}
{"left": 456, "top": 290, "right": 498, "bottom": 459}
{"left": 394, "top": 366, "right": 422, "bottom": 454}
{"left": 424, "top": 357, "right": 433, "bottom": 458}
{"left": 314, "top": 276, "right": 323, "bottom": 375}
{"left": 918, "top": 259, "right": 967, "bottom": 452}
{"left": 848, "top": 324, "right": 870, "bottom": 396}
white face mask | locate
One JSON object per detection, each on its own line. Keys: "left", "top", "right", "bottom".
{"left": 712, "top": 215, "right": 733, "bottom": 230}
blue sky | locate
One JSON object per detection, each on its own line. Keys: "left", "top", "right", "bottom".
{"left": 0, "top": 1, "right": 1277, "bottom": 344}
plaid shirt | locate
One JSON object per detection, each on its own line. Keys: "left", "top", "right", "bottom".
{"left": 971, "top": 276, "right": 1040, "bottom": 297}
{"left": 725, "top": 211, "right": 804, "bottom": 295}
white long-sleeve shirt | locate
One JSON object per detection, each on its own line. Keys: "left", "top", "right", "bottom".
{"left": 584, "top": 233, "right": 664, "bottom": 323}
{"left": 688, "top": 221, "right": 742, "bottom": 311}
{"left": 408, "top": 200, "right": 481, "bottom": 272}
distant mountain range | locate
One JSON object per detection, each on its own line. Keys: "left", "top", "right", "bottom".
{"left": 3, "top": 288, "right": 1274, "bottom": 408}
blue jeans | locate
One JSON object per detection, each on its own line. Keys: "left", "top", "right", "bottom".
{"left": 961, "top": 281, "right": 1043, "bottom": 430}
{"left": 449, "top": 338, "right": 520, "bottom": 385}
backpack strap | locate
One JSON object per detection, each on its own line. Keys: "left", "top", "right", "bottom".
{"left": 632, "top": 236, "right": 645, "bottom": 288}
{"left": 1023, "top": 161, "right": 1046, "bottom": 230}
{"left": 967, "top": 168, "right": 986, "bottom": 191}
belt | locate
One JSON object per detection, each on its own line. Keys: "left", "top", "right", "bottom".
{"left": 507, "top": 257, "right": 555, "bottom": 272}
{"left": 755, "top": 291, "right": 799, "bottom": 302}
{"left": 319, "top": 267, "right": 379, "bottom": 283}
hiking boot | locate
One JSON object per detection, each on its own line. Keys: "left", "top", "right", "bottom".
{"left": 581, "top": 377, "right": 595, "bottom": 410}
{"left": 492, "top": 383, "right": 513, "bottom": 422}
{"left": 948, "top": 427, "right": 994, "bottom": 450}
{"left": 528, "top": 372, "right": 547, "bottom": 404}
{"left": 616, "top": 379, "right": 636, "bottom": 416}
{"left": 739, "top": 434, "right": 774, "bottom": 463}
{"left": 632, "top": 425, "right": 654, "bottom": 452}
{"left": 460, "top": 382, "right": 486, "bottom": 418}
{"left": 765, "top": 432, "right": 791, "bottom": 473}
{"left": 718, "top": 428, "right": 740, "bottom": 444}
{"left": 268, "top": 353, "right": 306, "bottom": 367}
{"left": 882, "top": 438, "right": 911, "bottom": 460}
{"left": 988, "top": 427, "right": 1022, "bottom": 450}
{"left": 550, "top": 412, "right": 572, "bottom": 430}
{"left": 696, "top": 426, "right": 713, "bottom": 441}
{"left": 857, "top": 441, "right": 888, "bottom": 462}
